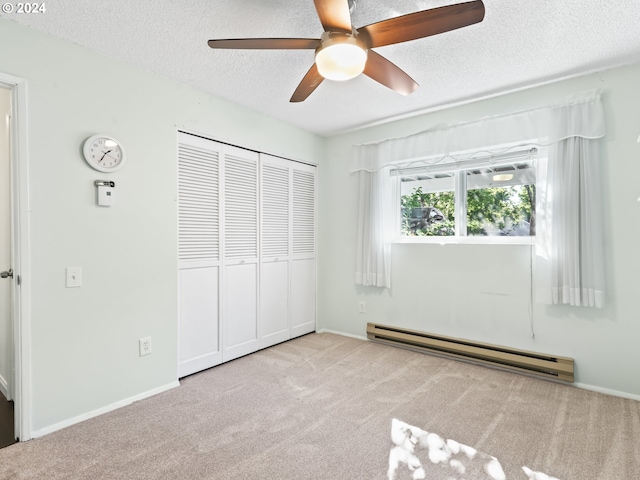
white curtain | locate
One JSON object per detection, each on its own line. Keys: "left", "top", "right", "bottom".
{"left": 351, "top": 90, "right": 605, "bottom": 173}
{"left": 535, "top": 137, "right": 605, "bottom": 307}
{"left": 354, "top": 167, "right": 399, "bottom": 288}
{"left": 352, "top": 90, "right": 606, "bottom": 305}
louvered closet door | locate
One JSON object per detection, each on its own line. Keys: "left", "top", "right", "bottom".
{"left": 290, "top": 163, "right": 317, "bottom": 338}
{"left": 259, "top": 154, "right": 291, "bottom": 348}
{"left": 222, "top": 145, "right": 260, "bottom": 362}
{"left": 177, "top": 132, "right": 222, "bottom": 377}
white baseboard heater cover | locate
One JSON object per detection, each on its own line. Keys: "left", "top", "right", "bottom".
{"left": 367, "top": 323, "right": 574, "bottom": 383}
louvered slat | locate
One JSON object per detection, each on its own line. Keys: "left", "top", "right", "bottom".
{"left": 178, "top": 143, "right": 219, "bottom": 261}
{"left": 225, "top": 154, "right": 257, "bottom": 259}
{"left": 262, "top": 163, "right": 289, "bottom": 257}
{"left": 292, "top": 169, "right": 315, "bottom": 255}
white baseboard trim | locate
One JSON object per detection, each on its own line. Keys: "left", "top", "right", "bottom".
{"left": 574, "top": 382, "right": 640, "bottom": 402}
{"left": 316, "top": 328, "right": 368, "bottom": 341}
{"left": 31, "top": 380, "right": 180, "bottom": 439}
{"left": 0, "top": 374, "right": 8, "bottom": 399}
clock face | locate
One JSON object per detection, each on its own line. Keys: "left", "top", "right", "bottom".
{"left": 83, "top": 135, "right": 126, "bottom": 172}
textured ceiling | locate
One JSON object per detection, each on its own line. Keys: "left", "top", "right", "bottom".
{"left": 4, "top": 0, "right": 640, "bottom": 136}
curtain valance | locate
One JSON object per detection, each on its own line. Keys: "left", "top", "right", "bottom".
{"left": 351, "top": 90, "right": 605, "bottom": 173}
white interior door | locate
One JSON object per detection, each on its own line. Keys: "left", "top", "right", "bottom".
{"left": 0, "top": 73, "right": 30, "bottom": 441}
{"left": 0, "top": 86, "right": 13, "bottom": 401}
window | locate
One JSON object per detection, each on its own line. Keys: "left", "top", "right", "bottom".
{"left": 401, "top": 174, "right": 456, "bottom": 236}
{"left": 399, "top": 149, "right": 538, "bottom": 239}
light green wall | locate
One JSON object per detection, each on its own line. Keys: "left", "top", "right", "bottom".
{"left": 319, "top": 63, "right": 640, "bottom": 398}
{"left": 0, "top": 18, "right": 325, "bottom": 434}
{"left": 2, "top": 14, "right": 639, "bottom": 437}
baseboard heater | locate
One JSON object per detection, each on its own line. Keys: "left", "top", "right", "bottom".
{"left": 367, "top": 323, "right": 574, "bottom": 383}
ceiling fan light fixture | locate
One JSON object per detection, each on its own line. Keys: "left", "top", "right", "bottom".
{"left": 315, "top": 35, "right": 367, "bottom": 81}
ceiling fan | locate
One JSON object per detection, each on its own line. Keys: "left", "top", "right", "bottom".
{"left": 207, "top": 0, "right": 485, "bottom": 102}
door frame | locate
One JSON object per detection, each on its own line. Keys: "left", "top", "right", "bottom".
{"left": 1, "top": 72, "right": 32, "bottom": 442}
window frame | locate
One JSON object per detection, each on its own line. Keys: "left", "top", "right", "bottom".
{"left": 395, "top": 147, "right": 539, "bottom": 245}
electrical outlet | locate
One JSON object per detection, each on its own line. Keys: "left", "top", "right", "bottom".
{"left": 358, "top": 300, "right": 366, "bottom": 313}
{"left": 139, "top": 337, "right": 152, "bottom": 356}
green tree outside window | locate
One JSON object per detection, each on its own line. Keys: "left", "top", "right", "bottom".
{"left": 401, "top": 183, "right": 535, "bottom": 237}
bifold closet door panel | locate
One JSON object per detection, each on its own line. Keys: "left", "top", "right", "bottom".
{"left": 291, "top": 163, "right": 317, "bottom": 338}
{"left": 222, "top": 144, "right": 260, "bottom": 361}
{"left": 178, "top": 266, "right": 221, "bottom": 377}
{"left": 260, "top": 154, "right": 291, "bottom": 348}
{"left": 177, "top": 132, "right": 222, "bottom": 377}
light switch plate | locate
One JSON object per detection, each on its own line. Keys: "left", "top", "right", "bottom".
{"left": 66, "top": 267, "right": 82, "bottom": 288}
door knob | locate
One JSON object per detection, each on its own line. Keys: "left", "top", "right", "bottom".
{"left": 0, "top": 269, "right": 13, "bottom": 279}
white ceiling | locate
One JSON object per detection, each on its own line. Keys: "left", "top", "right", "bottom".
{"left": 5, "top": 0, "right": 640, "bottom": 136}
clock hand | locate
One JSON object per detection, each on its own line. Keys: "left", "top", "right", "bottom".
{"left": 99, "top": 149, "right": 113, "bottom": 164}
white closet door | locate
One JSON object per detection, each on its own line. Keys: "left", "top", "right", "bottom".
{"left": 177, "top": 132, "right": 222, "bottom": 377}
{"left": 259, "top": 155, "right": 290, "bottom": 348}
{"left": 222, "top": 145, "right": 260, "bottom": 361}
{"left": 178, "top": 131, "right": 316, "bottom": 372}
{"left": 291, "top": 164, "right": 316, "bottom": 337}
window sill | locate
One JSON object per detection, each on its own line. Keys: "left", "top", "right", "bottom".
{"left": 393, "top": 236, "right": 535, "bottom": 245}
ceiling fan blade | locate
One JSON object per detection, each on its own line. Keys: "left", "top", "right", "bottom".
{"left": 290, "top": 64, "right": 325, "bottom": 103}
{"left": 313, "top": 0, "right": 352, "bottom": 33}
{"left": 363, "top": 50, "right": 419, "bottom": 96}
{"left": 358, "top": 0, "right": 485, "bottom": 48}
{"left": 208, "top": 38, "right": 320, "bottom": 50}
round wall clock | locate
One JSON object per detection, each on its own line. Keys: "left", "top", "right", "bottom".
{"left": 82, "top": 134, "right": 126, "bottom": 172}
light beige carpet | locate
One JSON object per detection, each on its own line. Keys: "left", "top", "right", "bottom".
{"left": 0, "top": 333, "right": 638, "bottom": 479}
